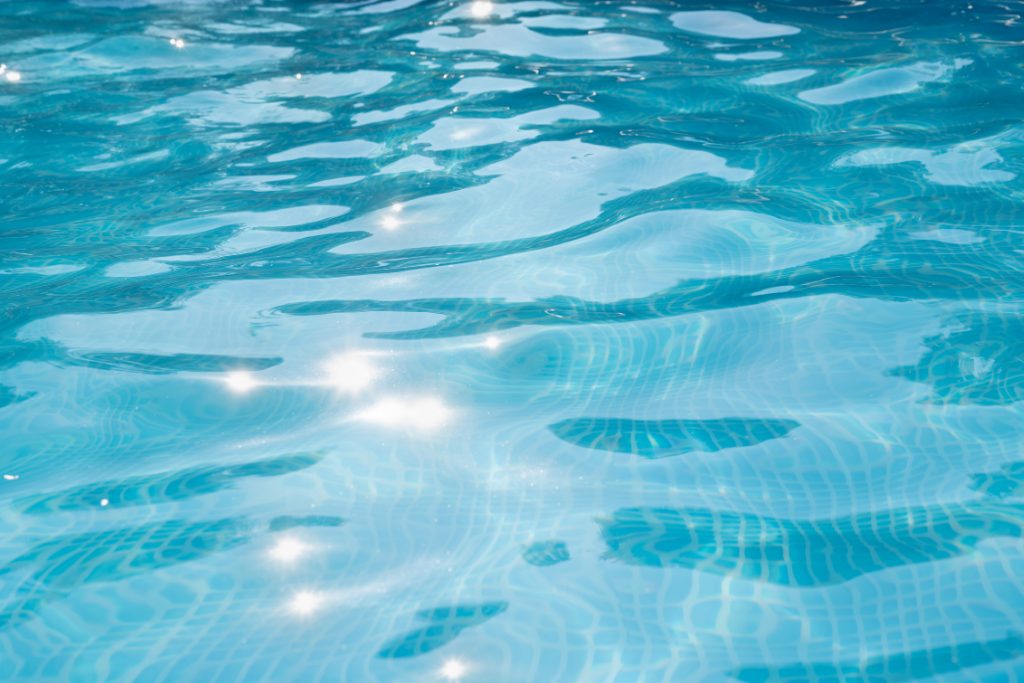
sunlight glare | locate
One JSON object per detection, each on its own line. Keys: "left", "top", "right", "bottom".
{"left": 224, "top": 371, "right": 258, "bottom": 393}
{"left": 0, "top": 64, "right": 21, "bottom": 82}
{"left": 288, "top": 590, "right": 323, "bottom": 616}
{"left": 355, "top": 396, "right": 453, "bottom": 431}
{"left": 470, "top": 1, "right": 494, "bottom": 19}
{"left": 440, "top": 658, "right": 468, "bottom": 680}
{"left": 269, "top": 536, "right": 309, "bottom": 564}
{"left": 324, "top": 353, "right": 380, "bottom": 393}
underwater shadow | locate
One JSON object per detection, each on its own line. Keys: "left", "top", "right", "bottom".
{"left": 549, "top": 417, "right": 799, "bottom": 458}
{"left": 377, "top": 602, "right": 509, "bottom": 658}
{"left": 727, "top": 632, "right": 1024, "bottom": 682}
{"left": 598, "top": 500, "right": 1023, "bottom": 586}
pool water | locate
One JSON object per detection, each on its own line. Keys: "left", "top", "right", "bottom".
{"left": 2, "top": 0, "right": 1023, "bottom": 680}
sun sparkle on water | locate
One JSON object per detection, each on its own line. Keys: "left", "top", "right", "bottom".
{"left": 440, "top": 658, "right": 468, "bottom": 680}
{"left": 1, "top": 64, "right": 21, "bottom": 82}
{"left": 470, "top": 1, "right": 494, "bottom": 19}
{"left": 224, "top": 371, "right": 258, "bottom": 393}
{"left": 355, "top": 396, "right": 453, "bottom": 431}
{"left": 288, "top": 590, "right": 323, "bottom": 616}
{"left": 323, "top": 352, "right": 381, "bottom": 394}
{"left": 269, "top": 537, "right": 310, "bottom": 564}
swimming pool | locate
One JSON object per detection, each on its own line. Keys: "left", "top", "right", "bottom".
{"left": 2, "top": 0, "right": 1023, "bottom": 680}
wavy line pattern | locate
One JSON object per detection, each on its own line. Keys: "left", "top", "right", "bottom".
{"left": 598, "top": 501, "right": 1024, "bottom": 586}
{"left": 2, "top": 0, "right": 1024, "bottom": 680}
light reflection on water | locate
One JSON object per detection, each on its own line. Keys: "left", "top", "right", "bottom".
{"left": 1, "top": 0, "right": 1024, "bottom": 680}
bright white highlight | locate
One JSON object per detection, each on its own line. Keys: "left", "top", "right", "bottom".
{"left": 224, "top": 371, "right": 258, "bottom": 393}
{"left": 355, "top": 396, "right": 453, "bottom": 431}
{"left": 483, "top": 335, "right": 501, "bottom": 350}
{"left": 324, "top": 353, "right": 380, "bottom": 393}
{"left": 470, "top": 1, "right": 494, "bottom": 18}
{"left": 440, "top": 658, "right": 468, "bottom": 680}
{"left": 269, "top": 536, "right": 309, "bottom": 563}
{"left": 1, "top": 64, "right": 21, "bottom": 82}
{"left": 379, "top": 202, "right": 404, "bottom": 231}
{"left": 379, "top": 214, "right": 401, "bottom": 231}
{"left": 288, "top": 590, "right": 322, "bottom": 616}
{"left": 169, "top": 37, "right": 186, "bottom": 49}
{"left": 450, "top": 125, "right": 479, "bottom": 141}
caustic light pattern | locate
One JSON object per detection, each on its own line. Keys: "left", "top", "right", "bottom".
{"left": 1, "top": 0, "right": 1023, "bottom": 681}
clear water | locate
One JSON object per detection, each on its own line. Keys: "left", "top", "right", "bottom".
{"left": 2, "top": 0, "right": 1023, "bottom": 680}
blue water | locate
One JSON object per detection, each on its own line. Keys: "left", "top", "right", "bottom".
{"left": 2, "top": 0, "right": 1023, "bottom": 680}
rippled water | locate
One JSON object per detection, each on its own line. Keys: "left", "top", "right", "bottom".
{"left": 2, "top": 0, "right": 1024, "bottom": 680}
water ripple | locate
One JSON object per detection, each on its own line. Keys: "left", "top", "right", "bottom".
{"left": 3, "top": 0, "right": 1024, "bottom": 680}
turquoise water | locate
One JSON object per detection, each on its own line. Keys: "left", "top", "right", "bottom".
{"left": 2, "top": 0, "right": 1024, "bottom": 680}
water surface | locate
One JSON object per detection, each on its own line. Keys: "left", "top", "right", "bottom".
{"left": 2, "top": 0, "right": 1024, "bottom": 680}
